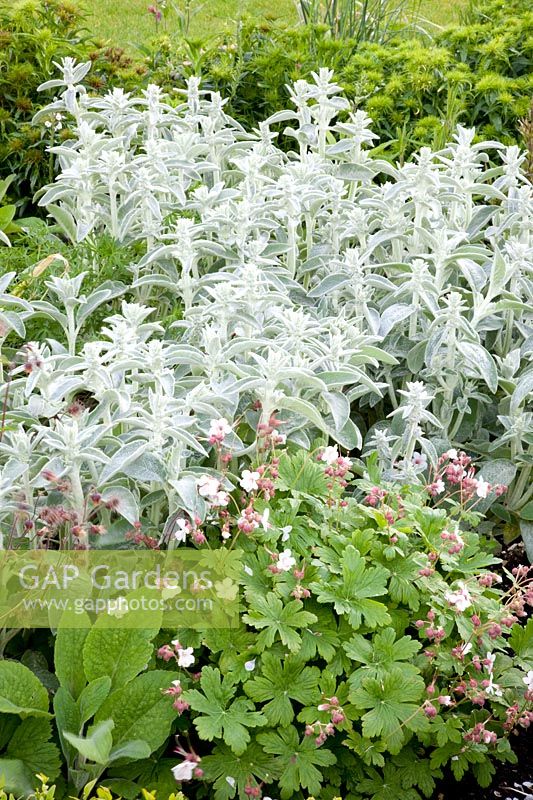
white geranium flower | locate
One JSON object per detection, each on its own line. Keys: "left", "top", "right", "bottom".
{"left": 197, "top": 474, "right": 220, "bottom": 499}
{"left": 177, "top": 646, "right": 195, "bottom": 668}
{"left": 174, "top": 518, "right": 189, "bottom": 542}
{"left": 209, "top": 417, "right": 231, "bottom": 436}
{"left": 411, "top": 451, "right": 428, "bottom": 469}
{"left": 172, "top": 760, "right": 196, "bottom": 781}
{"left": 212, "top": 490, "right": 230, "bottom": 507}
{"left": 208, "top": 417, "right": 232, "bottom": 438}
{"left": 239, "top": 469, "right": 260, "bottom": 492}
{"left": 445, "top": 582, "right": 472, "bottom": 612}
{"left": 321, "top": 446, "right": 339, "bottom": 465}
{"left": 522, "top": 670, "right": 533, "bottom": 691}
{"left": 277, "top": 548, "right": 296, "bottom": 572}
{"left": 485, "top": 674, "right": 502, "bottom": 697}
{"left": 475, "top": 476, "right": 490, "bottom": 498}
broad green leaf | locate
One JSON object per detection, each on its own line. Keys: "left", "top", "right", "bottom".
{"left": 350, "top": 667, "right": 426, "bottom": 753}
{"left": 5, "top": 718, "right": 60, "bottom": 781}
{"left": 0, "top": 759, "right": 34, "bottom": 796}
{"left": 95, "top": 670, "right": 178, "bottom": 755}
{"left": 509, "top": 618, "right": 533, "bottom": 670}
{"left": 0, "top": 661, "right": 50, "bottom": 718}
{"left": 53, "top": 686, "right": 81, "bottom": 766}
{"left": 311, "top": 545, "right": 390, "bottom": 629}
{"left": 344, "top": 628, "right": 421, "bottom": 687}
{"left": 108, "top": 740, "right": 151, "bottom": 763}
{"left": 83, "top": 622, "right": 159, "bottom": 691}
{"left": 64, "top": 719, "right": 114, "bottom": 765}
{"left": 276, "top": 451, "right": 328, "bottom": 496}
{"left": 201, "top": 743, "right": 279, "bottom": 800}
{"left": 78, "top": 677, "right": 112, "bottom": 725}
{"left": 54, "top": 612, "right": 91, "bottom": 699}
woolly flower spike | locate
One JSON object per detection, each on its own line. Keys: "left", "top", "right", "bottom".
{"left": 239, "top": 470, "right": 260, "bottom": 492}
{"left": 277, "top": 548, "right": 296, "bottom": 572}
{"left": 445, "top": 582, "right": 472, "bottom": 612}
{"left": 321, "top": 445, "right": 339, "bottom": 465}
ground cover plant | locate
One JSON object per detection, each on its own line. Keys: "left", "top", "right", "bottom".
{"left": 0, "top": 57, "right": 531, "bottom": 799}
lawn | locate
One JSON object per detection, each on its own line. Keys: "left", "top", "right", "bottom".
{"left": 81, "top": 0, "right": 466, "bottom": 53}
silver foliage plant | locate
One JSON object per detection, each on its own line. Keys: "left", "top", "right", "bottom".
{"left": 1, "top": 59, "right": 532, "bottom": 547}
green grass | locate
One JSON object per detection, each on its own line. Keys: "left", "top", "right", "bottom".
{"left": 81, "top": 0, "right": 466, "bottom": 53}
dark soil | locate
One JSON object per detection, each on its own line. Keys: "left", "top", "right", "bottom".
{"left": 435, "top": 729, "right": 532, "bottom": 799}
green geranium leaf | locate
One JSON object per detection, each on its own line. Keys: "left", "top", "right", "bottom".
{"left": 5, "top": 718, "right": 60, "bottom": 781}
{"left": 258, "top": 725, "right": 336, "bottom": 799}
{"left": 183, "top": 667, "right": 266, "bottom": 755}
{"left": 344, "top": 628, "right": 421, "bottom": 688}
{"left": 311, "top": 545, "right": 390, "bottom": 629}
{"left": 245, "top": 653, "right": 320, "bottom": 725}
{"left": 243, "top": 593, "right": 317, "bottom": 653}
{"left": 202, "top": 742, "right": 280, "bottom": 800}
{"left": 350, "top": 667, "right": 426, "bottom": 753}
